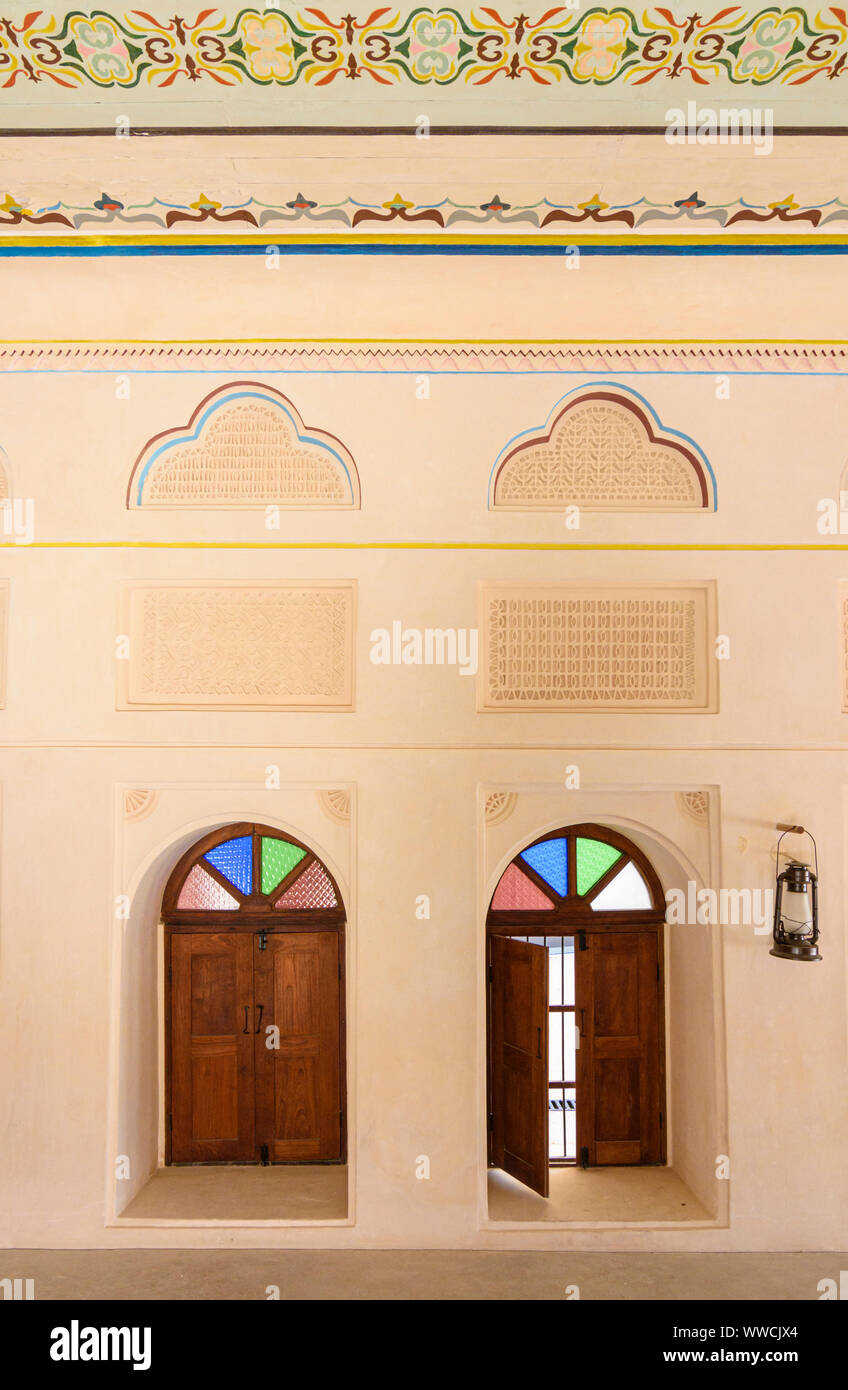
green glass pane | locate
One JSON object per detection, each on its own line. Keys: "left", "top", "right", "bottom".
{"left": 261, "top": 837, "right": 306, "bottom": 896}
{"left": 576, "top": 838, "right": 622, "bottom": 896}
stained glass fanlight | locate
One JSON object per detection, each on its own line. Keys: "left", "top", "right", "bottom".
{"left": 177, "top": 864, "right": 240, "bottom": 911}
{"left": 261, "top": 836, "right": 306, "bottom": 895}
{"left": 173, "top": 826, "right": 340, "bottom": 913}
{"left": 275, "top": 859, "right": 337, "bottom": 909}
{"left": 521, "top": 838, "right": 568, "bottom": 896}
{"left": 204, "top": 834, "right": 252, "bottom": 895}
{"left": 489, "top": 828, "right": 658, "bottom": 917}
{"left": 491, "top": 862, "right": 555, "bottom": 911}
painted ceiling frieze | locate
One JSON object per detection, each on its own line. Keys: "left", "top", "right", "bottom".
{"left": 1, "top": 6, "right": 847, "bottom": 90}
{"left": 1, "top": 7, "right": 847, "bottom": 127}
{"left": 1, "top": 188, "right": 847, "bottom": 239}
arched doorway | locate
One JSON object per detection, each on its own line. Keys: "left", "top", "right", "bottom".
{"left": 162, "top": 822, "right": 346, "bottom": 1166}
{"left": 487, "top": 823, "right": 666, "bottom": 1197}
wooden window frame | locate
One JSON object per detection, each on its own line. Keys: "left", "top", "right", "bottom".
{"left": 162, "top": 822, "right": 347, "bottom": 1165}
{"left": 486, "top": 823, "right": 667, "bottom": 1170}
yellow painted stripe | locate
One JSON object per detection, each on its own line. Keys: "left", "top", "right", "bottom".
{"left": 2, "top": 232, "right": 848, "bottom": 249}
{"left": 0, "top": 542, "right": 844, "bottom": 553}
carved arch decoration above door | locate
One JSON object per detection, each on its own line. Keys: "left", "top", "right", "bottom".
{"left": 128, "top": 382, "right": 360, "bottom": 509}
{"left": 489, "top": 383, "right": 716, "bottom": 512}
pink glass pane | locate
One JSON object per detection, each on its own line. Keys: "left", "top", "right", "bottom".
{"left": 491, "top": 862, "right": 555, "bottom": 911}
{"left": 177, "top": 864, "right": 239, "bottom": 910}
{"left": 274, "top": 860, "right": 338, "bottom": 909}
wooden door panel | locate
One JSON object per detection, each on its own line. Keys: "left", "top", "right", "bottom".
{"left": 191, "top": 1045, "right": 239, "bottom": 1141}
{"left": 255, "top": 932, "right": 342, "bottom": 1162}
{"left": 577, "top": 931, "right": 663, "bottom": 1166}
{"left": 489, "top": 935, "right": 549, "bottom": 1197}
{"left": 170, "top": 933, "right": 256, "bottom": 1163}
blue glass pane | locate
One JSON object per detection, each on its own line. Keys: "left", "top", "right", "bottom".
{"left": 205, "top": 835, "right": 252, "bottom": 895}
{"left": 521, "top": 838, "right": 568, "bottom": 897}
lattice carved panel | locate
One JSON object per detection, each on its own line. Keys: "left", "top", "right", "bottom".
{"left": 479, "top": 583, "right": 717, "bottom": 712}
{"left": 491, "top": 390, "right": 712, "bottom": 511}
{"left": 128, "top": 383, "right": 360, "bottom": 509}
{"left": 118, "top": 581, "right": 355, "bottom": 710}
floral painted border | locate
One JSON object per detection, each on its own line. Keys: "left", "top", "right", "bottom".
{"left": 1, "top": 187, "right": 846, "bottom": 233}
{"left": 1, "top": 7, "right": 847, "bottom": 91}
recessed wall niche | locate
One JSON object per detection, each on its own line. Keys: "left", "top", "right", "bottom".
{"left": 482, "top": 783, "right": 727, "bottom": 1229}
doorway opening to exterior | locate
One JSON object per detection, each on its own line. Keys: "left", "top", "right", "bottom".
{"left": 486, "top": 824, "right": 666, "bottom": 1198}
{"left": 162, "top": 822, "right": 346, "bottom": 1166}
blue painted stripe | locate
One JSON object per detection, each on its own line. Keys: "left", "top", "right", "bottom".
{"left": 1, "top": 243, "right": 848, "bottom": 258}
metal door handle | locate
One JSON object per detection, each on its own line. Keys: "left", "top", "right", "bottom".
{"left": 254, "top": 1003, "right": 264, "bottom": 1034}
{"left": 242, "top": 1006, "right": 249, "bottom": 1034}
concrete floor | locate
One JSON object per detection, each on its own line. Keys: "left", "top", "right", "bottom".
{"left": 488, "top": 1165, "right": 713, "bottom": 1224}
{"left": 2, "top": 1251, "right": 845, "bottom": 1300}
{"left": 120, "top": 1165, "right": 348, "bottom": 1222}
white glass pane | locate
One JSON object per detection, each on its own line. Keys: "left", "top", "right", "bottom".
{"left": 563, "top": 1014, "right": 577, "bottom": 1083}
{"left": 563, "top": 938, "right": 575, "bottom": 1004}
{"left": 590, "top": 859, "right": 652, "bottom": 911}
{"left": 548, "top": 939, "right": 563, "bottom": 1005}
{"left": 549, "top": 1012, "right": 563, "bottom": 1083}
{"left": 564, "top": 1090, "right": 577, "bottom": 1160}
{"left": 549, "top": 1093, "right": 565, "bottom": 1160}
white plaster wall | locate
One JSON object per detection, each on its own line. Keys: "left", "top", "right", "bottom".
{"left": 0, "top": 747, "right": 845, "bottom": 1251}
{"left": 0, "top": 246, "right": 846, "bottom": 1251}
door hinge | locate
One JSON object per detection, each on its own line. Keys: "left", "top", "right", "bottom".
{"left": 488, "top": 1112, "right": 494, "bottom": 1130}
{"left": 257, "top": 929, "right": 268, "bottom": 951}
{"left": 578, "top": 930, "right": 587, "bottom": 951}
{"left": 488, "top": 963, "right": 493, "bottom": 982}
{"left": 580, "top": 1145, "right": 589, "bottom": 1169}
{"left": 259, "top": 1143, "right": 270, "bottom": 1166}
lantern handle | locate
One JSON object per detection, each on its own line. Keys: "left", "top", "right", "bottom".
{"left": 775, "top": 824, "right": 818, "bottom": 879}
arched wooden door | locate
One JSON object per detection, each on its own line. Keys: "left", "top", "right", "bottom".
{"left": 163, "top": 823, "right": 346, "bottom": 1165}
{"left": 487, "top": 824, "right": 667, "bottom": 1195}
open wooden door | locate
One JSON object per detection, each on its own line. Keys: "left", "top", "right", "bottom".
{"left": 489, "top": 935, "right": 549, "bottom": 1196}
{"left": 576, "top": 931, "right": 663, "bottom": 1166}
{"left": 254, "top": 931, "right": 343, "bottom": 1162}
{"left": 169, "top": 933, "right": 256, "bottom": 1163}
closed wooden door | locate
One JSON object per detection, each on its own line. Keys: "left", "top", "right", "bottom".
{"left": 489, "top": 935, "right": 549, "bottom": 1197}
{"left": 576, "top": 931, "right": 663, "bottom": 1165}
{"left": 169, "top": 929, "right": 344, "bottom": 1163}
{"left": 254, "top": 931, "right": 342, "bottom": 1161}
{"left": 170, "top": 933, "right": 256, "bottom": 1163}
